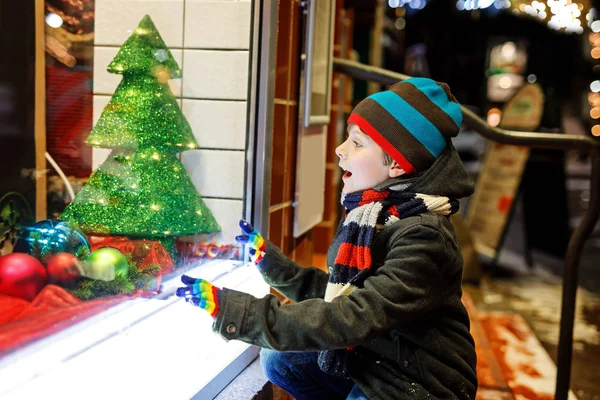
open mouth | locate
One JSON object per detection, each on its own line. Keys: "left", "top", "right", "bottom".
{"left": 343, "top": 171, "right": 352, "bottom": 179}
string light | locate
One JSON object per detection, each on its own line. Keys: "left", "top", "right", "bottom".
{"left": 389, "top": 0, "right": 428, "bottom": 9}
{"left": 454, "top": 0, "right": 592, "bottom": 34}
{"left": 589, "top": 27, "right": 600, "bottom": 138}
{"left": 487, "top": 108, "right": 502, "bottom": 127}
{"left": 457, "top": 0, "right": 509, "bottom": 10}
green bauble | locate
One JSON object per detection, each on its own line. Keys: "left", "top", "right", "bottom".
{"left": 87, "top": 247, "right": 129, "bottom": 279}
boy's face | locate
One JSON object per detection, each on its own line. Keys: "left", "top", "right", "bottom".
{"left": 335, "top": 124, "right": 404, "bottom": 194}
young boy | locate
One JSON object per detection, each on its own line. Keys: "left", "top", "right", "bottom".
{"left": 177, "top": 77, "right": 478, "bottom": 399}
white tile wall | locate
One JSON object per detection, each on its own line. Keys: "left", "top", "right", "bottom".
{"left": 184, "top": 1, "right": 251, "bottom": 49}
{"left": 203, "top": 198, "right": 243, "bottom": 243}
{"left": 95, "top": 0, "right": 185, "bottom": 47}
{"left": 93, "top": 95, "right": 111, "bottom": 125}
{"left": 93, "top": 1, "right": 252, "bottom": 243}
{"left": 181, "top": 150, "right": 245, "bottom": 199}
{"left": 182, "top": 100, "right": 247, "bottom": 150}
{"left": 93, "top": 47, "right": 183, "bottom": 96}
{"left": 182, "top": 50, "right": 249, "bottom": 99}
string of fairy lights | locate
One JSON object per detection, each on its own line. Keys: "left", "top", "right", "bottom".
{"left": 388, "top": 0, "right": 600, "bottom": 138}
{"left": 456, "top": 0, "right": 595, "bottom": 33}
{"left": 588, "top": 29, "right": 600, "bottom": 136}
{"left": 388, "top": 0, "right": 598, "bottom": 35}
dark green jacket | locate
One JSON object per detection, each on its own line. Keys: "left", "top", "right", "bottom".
{"left": 213, "top": 144, "right": 478, "bottom": 399}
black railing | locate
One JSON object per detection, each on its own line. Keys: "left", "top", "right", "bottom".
{"left": 333, "top": 57, "right": 600, "bottom": 400}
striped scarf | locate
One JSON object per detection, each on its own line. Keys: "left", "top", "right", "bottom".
{"left": 317, "top": 188, "right": 459, "bottom": 377}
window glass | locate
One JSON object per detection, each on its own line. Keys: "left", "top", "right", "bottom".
{"left": 0, "top": 0, "right": 247, "bottom": 359}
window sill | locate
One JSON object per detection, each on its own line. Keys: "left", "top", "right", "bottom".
{"left": 0, "top": 260, "right": 269, "bottom": 399}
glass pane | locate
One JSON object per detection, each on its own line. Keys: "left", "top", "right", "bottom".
{"left": 0, "top": 1, "right": 248, "bottom": 361}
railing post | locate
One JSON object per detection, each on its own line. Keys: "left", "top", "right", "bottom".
{"left": 555, "top": 151, "right": 600, "bottom": 400}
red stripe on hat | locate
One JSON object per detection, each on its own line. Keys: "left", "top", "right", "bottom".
{"left": 348, "top": 114, "right": 416, "bottom": 174}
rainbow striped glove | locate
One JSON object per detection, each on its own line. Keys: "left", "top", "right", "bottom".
{"left": 235, "top": 219, "right": 266, "bottom": 264}
{"left": 176, "top": 275, "right": 221, "bottom": 318}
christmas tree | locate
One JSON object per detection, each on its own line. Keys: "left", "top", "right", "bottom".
{"left": 61, "top": 15, "right": 221, "bottom": 251}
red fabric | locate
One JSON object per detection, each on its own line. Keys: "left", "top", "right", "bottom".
{"left": 0, "top": 238, "right": 174, "bottom": 355}
{"left": 0, "top": 285, "right": 126, "bottom": 356}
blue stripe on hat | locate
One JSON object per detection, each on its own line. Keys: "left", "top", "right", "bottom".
{"left": 370, "top": 91, "right": 447, "bottom": 158}
{"left": 405, "top": 77, "right": 463, "bottom": 127}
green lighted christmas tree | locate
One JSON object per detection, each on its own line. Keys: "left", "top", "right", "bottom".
{"left": 61, "top": 15, "right": 221, "bottom": 247}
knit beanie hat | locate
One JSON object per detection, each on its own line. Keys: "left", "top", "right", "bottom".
{"left": 347, "top": 77, "right": 462, "bottom": 174}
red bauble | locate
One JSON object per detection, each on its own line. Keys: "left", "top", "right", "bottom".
{"left": 0, "top": 253, "right": 47, "bottom": 301}
{"left": 46, "top": 253, "right": 83, "bottom": 288}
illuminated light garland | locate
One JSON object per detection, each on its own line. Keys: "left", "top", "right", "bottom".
{"left": 589, "top": 30, "right": 600, "bottom": 137}
{"left": 452, "top": 0, "right": 596, "bottom": 34}
{"left": 389, "top": 0, "right": 428, "bottom": 10}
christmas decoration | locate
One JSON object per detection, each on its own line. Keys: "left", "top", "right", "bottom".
{"left": 13, "top": 219, "right": 91, "bottom": 263}
{"left": 83, "top": 247, "right": 128, "bottom": 281}
{"left": 69, "top": 257, "right": 160, "bottom": 301}
{"left": 0, "top": 253, "right": 47, "bottom": 301}
{"left": 90, "top": 237, "right": 174, "bottom": 271}
{"left": 60, "top": 15, "right": 220, "bottom": 258}
{"left": 46, "top": 253, "right": 83, "bottom": 288}
{"left": 0, "top": 192, "right": 35, "bottom": 255}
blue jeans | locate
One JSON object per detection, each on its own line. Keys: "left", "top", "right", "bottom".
{"left": 260, "top": 349, "right": 369, "bottom": 400}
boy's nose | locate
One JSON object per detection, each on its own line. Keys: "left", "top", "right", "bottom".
{"left": 335, "top": 144, "right": 346, "bottom": 159}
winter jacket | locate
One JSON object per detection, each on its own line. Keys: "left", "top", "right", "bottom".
{"left": 213, "top": 143, "right": 478, "bottom": 399}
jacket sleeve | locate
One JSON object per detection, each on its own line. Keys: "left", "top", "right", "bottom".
{"left": 213, "top": 222, "right": 454, "bottom": 351}
{"left": 256, "top": 240, "right": 329, "bottom": 302}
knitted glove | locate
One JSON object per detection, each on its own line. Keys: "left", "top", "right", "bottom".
{"left": 235, "top": 219, "right": 266, "bottom": 264}
{"left": 175, "top": 275, "right": 222, "bottom": 318}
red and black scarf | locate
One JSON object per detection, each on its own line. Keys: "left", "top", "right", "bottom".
{"left": 318, "top": 188, "right": 459, "bottom": 377}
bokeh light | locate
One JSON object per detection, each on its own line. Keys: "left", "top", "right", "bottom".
{"left": 487, "top": 108, "right": 502, "bottom": 127}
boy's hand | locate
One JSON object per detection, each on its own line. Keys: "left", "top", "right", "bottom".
{"left": 235, "top": 219, "right": 266, "bottom": 264}
{"left": 175, "top": 275, "right": 221, "bottom": 318}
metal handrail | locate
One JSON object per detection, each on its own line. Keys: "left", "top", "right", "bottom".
{"left": 333, "top": 57, "right": 600, "bottom": 400}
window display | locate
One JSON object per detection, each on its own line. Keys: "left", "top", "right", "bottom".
{"left": 0, "top": 11, "right": 237, "bottom": 357}
{"left": 62, "top": 15, "right": 221, "bottom": 256}
{"left": 0, "top": 0, "right": 270, "bottom": 396}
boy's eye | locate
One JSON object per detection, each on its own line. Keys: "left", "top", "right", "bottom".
{"left": 353, "top": 141, "right": 362, "bottom": 147}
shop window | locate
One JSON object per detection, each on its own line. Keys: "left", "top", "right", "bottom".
{"left": 0, "top": 1, "right": 269, "bottom": 396}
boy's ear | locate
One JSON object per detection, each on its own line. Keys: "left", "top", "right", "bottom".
{"left": 388, "top": 162, "right": 406, "bottom": 178}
